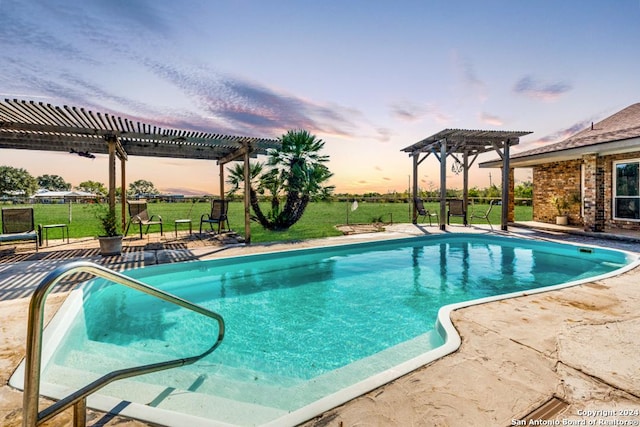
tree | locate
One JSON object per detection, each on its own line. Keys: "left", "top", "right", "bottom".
{"left": 37, "top": 174, "right": 71, "bottom": 191}
{"left": 514, "top": 181, "right": 533, "bottom": 199}
{"left": 0, "top": 166, "right": 38, "bottom": 196}
{"left": 228, "top": 130, "right": 334, "bottom": 231}
{"left": 76, "top": 180, "right": 107, "bottom": 196}
{"left": 227, "top": 162, "right": 264, "bottom": 197}
{"left": 485, "top": 184, "right": 502, "bottom": 199}
{"left": 128, "top": 179, "right": 159, "bottom": 197}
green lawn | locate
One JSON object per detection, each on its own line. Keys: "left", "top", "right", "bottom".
{"left": 1, "top": 201, "right": 533, "bottom": 244}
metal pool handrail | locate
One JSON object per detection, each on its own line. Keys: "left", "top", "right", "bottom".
{"left": 22, "top": 260, "right": 225, "bottom": 427}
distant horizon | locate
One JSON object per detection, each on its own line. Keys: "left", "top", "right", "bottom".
{"left": 3, "top": 147, "right": 531, "bottom": 197}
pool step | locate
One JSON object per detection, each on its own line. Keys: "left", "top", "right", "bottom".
{"left": 42, "top": 362, "right": 290, "bottom": 426}
{"left": 47, "top": 348, "right": 306, "bottom": 409}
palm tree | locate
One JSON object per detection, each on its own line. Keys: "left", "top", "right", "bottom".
{"left": 227, "top": 129, "right": 334, "bottom": 231}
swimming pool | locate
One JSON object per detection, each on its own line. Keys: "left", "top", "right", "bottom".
{"left": 11, "top": 234, "right": 638, "bottom": 426}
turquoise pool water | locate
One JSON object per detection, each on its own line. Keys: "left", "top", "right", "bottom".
{"left": 22, "top": 234, "right": 636, "bottom": 426}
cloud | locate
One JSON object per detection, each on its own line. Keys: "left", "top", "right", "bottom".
{"left": 451, "top": 51, "right": 488, "bottom": 102}
{"left": 375, "top": 128, "right": 392, "bottom": 143}
{"left": 529, "top": 118, "right": 593, "bottom": 145}
{"left": 480, "top": 112, "right": 504, "bottom": 126}
{"left": 390, "top": 102, "right": 452, "bottom": 124}
{"left": 140, "top": 60, "right": 362, "bottom": 137}
{"left": 0, "top": 9, "right": 95, "bottom": 66}
{"left": 513, "top": 76, "right": 572, "bottom": 101}
{"left": 0, "top": 0, "right": 368, "bottom": 140}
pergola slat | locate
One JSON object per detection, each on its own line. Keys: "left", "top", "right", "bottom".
{"left": 49, "top": 105, "right": 68, "bottom": 126}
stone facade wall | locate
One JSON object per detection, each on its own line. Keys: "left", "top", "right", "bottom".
{"left": 533, "top": 160, "right": 583, "bottom": 225}
{"left": 533, "top": 154, "right": 640, "bottom": 232}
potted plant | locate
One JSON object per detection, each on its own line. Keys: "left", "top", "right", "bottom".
{"left": 95, "top": 204, "right": 123, "bottom": 256}
{"left": 551, "top": 195, "right": 569, "bottom": 225}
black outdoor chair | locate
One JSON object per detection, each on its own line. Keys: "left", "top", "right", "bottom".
{"left": 414, "top": 198, "right": 439, "bottom": 226}
{"left": 469, "top": 199, "right": 495, "bottom": 230}
{"left": 447, "top": 199, "right": 467, "bottom": 225}
{"left": 1, "top": 207, "right": 39, "bottom": 251}
{"left": 200, "top": 199, "right": 230, "bottom": 234}
{"left": 125, "top": 200, "right": 163, "bottom": 238}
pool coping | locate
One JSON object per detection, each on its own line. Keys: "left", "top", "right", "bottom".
{"left": 1, "top": 229, "right": 640, "bottom": 423}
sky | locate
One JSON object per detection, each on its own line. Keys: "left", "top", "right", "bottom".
{"left": 2, "top": 0, "right": 640, "bottom": 196}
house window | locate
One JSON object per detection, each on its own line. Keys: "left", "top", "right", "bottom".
{"left": 614, "top": 160, "right": 640, "bottom": 220}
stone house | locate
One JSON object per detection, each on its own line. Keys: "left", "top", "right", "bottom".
{"left": 480, "top": 103, "right": 640, "bottom": 232}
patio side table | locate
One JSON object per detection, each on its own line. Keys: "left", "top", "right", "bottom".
{"left": 174, "top": 219, "right": 192, "bottom": 237}
{"left": 41, "top": 224, "right": 69, "bottom": 247}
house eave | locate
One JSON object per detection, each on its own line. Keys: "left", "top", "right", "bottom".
{"left": 479, "top": 136, "right": 640, "bottom": 168}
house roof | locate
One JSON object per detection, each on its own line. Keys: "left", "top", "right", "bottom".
{"left": 0, "top": 99, "right": 280, "bottom": 163}
{"left": 33, "top": 190, "right": 96, "bottom": 198}
{"left": 480, "top": 103, "right": 640, "bottom": 168}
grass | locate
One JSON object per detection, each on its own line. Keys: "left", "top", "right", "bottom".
{"left": 1, "top": 201, "right": 533, "bottom": 244}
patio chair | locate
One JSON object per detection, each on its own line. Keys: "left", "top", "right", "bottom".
{"left": 1, "top": 207, "right": 39, "bottom": 252}
{"left": 414, "top": 198, "right": 439, "bottom": 226}
{"left": 447, "top": 199, "right": 467, "bottom": 225}
{"left": 469, "top": 199, "right": 495, "bottom": 230}
{"left": 125, "top": 200, "right": 163, "bottom": 238}
{"left": 200, "top": 199, "right": 229, "bottom": 234}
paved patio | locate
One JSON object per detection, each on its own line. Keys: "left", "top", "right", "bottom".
{"left": 1, "top": 224, "right": 639, "bottom": 426}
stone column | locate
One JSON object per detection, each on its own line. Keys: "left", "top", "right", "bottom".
{"left": 582, "top": 154, "right": 605, "bottom": 232}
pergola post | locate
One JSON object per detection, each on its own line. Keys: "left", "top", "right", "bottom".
{"left": 501, "top": 140, "right": 511, "bottom": 230}
{"left": 462, "top": 151, "right": 469, "bottom": 221}
{"left": 412, "top": 154, "right": 418, "bottom": 223}
{"left": 120, "top": 156, "right": 126, "bottom": 231}
{"left": 243, "top": 144, "right": 251, "bottom": 244}
{"left": 107, "top": 137, "right": 116, "bottom": 211}
{"left": 439, "top": 138, "right": 447, "bottom": 231}
{"left": 508, "top": 168, "right": 515, "bottom": 223}
{"left": 219, "top": 163, "right": 225, "bottom": 201}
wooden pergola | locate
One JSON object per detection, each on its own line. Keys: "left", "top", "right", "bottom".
{"left": 0, "top": 99, "right": 280, "bottom": 243}
{"left": 401, "top": 129, "right": 532, "bottom": 231}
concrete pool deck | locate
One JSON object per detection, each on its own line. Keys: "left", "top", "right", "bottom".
{"left": 1, "top": 224, "right": 639, "bottom": 426}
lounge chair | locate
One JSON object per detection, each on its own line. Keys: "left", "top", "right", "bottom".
{"left": 125, "top": 200, "right": 163, "bottom": 238}
{"left": 414, "top": 198, "right": 439, "bottom": 226}
{"left": 1, "top": 207, "right": 39, "bottom": 252}
{"left": 200, "top": 199, "right": 229, "bottom": 234}
{"left": 469, "top": 199, "right": 495, "bottom": 230}
{"left": 447, "top": 199, "right": 467, "bottom": 225}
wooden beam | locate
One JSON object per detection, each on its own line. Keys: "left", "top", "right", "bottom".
{"left": 440, "top": 139, "right": 447, "bottom": 230}
{"left": 412, "top": 154, "right": 418, "bottom": 224}
{"left": 243, "top": 145, "right": 251, "bottom": 244}
{"left": 219, "top": 163, "right": 225, "bottom": 201}
{"left": 114, "top": 138, "right": 128, "bottom": 161}
{"left": 501, "top": 140, "right": 510, "bottom": 231}
{"left": 217, "top": 145, "right": 250, "bottom": 165}
{"left": 463, "top": 151, "right": 469, "bottom": 224}
{"left": 416, "top": 151, "right": 430, "bottom": 166}
{"left": 120, "top": 156, "right": 127, "bottom": 232}
{"left": 467, "top": 153, "right": 479, "bottom": 168}
{"left": 107, "top": 138, "right": 116, "bottom": 212}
